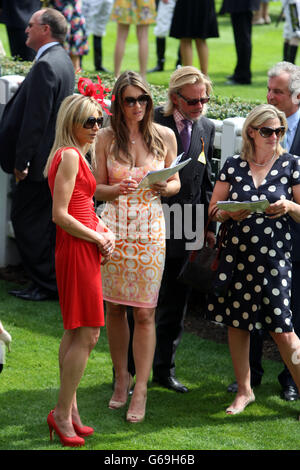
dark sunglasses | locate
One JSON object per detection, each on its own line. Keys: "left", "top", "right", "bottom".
{"left": 123, "top": 94, "right": 150, "bottom": 107}
{"left": 252, "top": 126, "right": 285, "bottom": 138}
{"left": 177, "top": 91, "right": 210, "bottom": 106}
{"left": 83, "top": 116, "right": 104, "bottom": 129}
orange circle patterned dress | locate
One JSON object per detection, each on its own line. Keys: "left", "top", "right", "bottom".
{"left": 100, "top": 156, "right": 166, "bottom": 308}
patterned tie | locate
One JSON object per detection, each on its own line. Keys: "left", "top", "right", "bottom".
{"left": 180, "top": 119, "right": 191, "bottom": 154}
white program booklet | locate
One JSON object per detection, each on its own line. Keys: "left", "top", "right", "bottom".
{"left": 137, "top": 155, "right": 191, "bottom": 189}
{"left": 217, "top": 199, "right": 270, "bottom": 212}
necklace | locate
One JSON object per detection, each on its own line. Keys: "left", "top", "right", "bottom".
{"left": 251, "top": 152, "right": 276, "bottom": 167}
{"left": 130, "top": 134, "right": 139, "bottom": 144}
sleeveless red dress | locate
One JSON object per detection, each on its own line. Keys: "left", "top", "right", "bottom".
{"left": 48, "top": 147, "right": 105, "bottom": 330}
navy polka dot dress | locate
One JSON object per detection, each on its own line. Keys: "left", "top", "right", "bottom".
{"left": 207, "top": 153, "right": 300, "bottom": 333}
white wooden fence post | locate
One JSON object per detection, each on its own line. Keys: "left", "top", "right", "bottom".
{"left": 0, "top": 75, "right": 24, "bottom": 267}
{"left": 221, "top": 117, "right": 245, "bottom": 166}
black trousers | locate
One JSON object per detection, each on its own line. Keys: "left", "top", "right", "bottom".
{"left": 249, "top": 262, "right": 300, "bottom": 389}
{"left": 11, "top": 179, "right": 57, "bottom": 293}
{"left": 153, "top": 257, "right": 190, "bottom": 379}
{"left": 6, "top": 27, "right": 36, "bottom": 61}
{"left": 230, "top": 11, "right": 253, "bottom": 84}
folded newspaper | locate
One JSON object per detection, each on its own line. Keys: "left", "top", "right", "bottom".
{"left": 138, "top": 154, "right": 191, "bottom": 189}
{"left": 217, "top": 199, "right": 270, "bottom": 212}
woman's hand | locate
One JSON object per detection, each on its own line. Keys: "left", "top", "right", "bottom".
{"left": 265, "top": 200, "right": 292, "bottom": 219}
{"left": 117, "top": 177, "right": 139, "bottom": 196}
{"left": 96, "top": 231, "right": 115, "bottom": 258}
{"left": 225, "top": 209, "right": 251, "bottom": 221}
{"left": 150, "top": 181, "right": 168, "bottom": 197}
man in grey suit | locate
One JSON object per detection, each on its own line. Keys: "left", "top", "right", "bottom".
{"left": 152, "top": 66, "right": 216, "bottom": 392}
{"left": 0, "top": 8, "right": 75, "bottom": 300}
{"left": 228, "top": 61, "right": 300, "bottom": 401}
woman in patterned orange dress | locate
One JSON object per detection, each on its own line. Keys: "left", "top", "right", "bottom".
{"left": 95, "top": 71, "right": 180, "bottom": 422}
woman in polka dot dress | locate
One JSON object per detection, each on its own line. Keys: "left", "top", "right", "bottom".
{"left": 207, "top": 104, "right": 300, "bottom": 416}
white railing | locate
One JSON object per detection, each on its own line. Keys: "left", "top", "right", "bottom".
{"left": 0, "top": 75, "right": 245, "bottom": 267}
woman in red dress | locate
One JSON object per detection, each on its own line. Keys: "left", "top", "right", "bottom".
{"left": 44, "top": 92, "right": 115, "bottom": 447}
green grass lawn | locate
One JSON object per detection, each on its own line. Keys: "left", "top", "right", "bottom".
{"left": 1, "top": 279, "right": 300, "bottom": 451}
{"left": 1, "top": 1, "right": 300, "bottom": 452}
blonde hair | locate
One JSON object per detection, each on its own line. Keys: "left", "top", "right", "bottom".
{"left": 44, "top": 94, "right": 103, "bottom": 177}
{"left": 110, "top": 70, "right": 165, "bottom": 167}
{"left": 163, "top": 66, "right": 212, "bottom": 116}
{"left": 241, "top": 103, "right": 287, "bottom": 161}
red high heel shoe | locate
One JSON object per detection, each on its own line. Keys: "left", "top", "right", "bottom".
{"left": 72, "top": 421, "right": 94, "bottom": 437}
{"left": 47, "top": 410, "right": 85, "bottom": 447}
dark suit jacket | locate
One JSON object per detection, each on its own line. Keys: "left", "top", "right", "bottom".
{"left": 0, "top": 44, "right": 75, "bottom": 181}
{"left": 0, "top": 0, "right": 41, "bottom": 28}
{"left": 289, "top": 119, "right": 300, "bottom": 262}
{"left": 154, "top": 106, "right": 215, "bottom": 258}
{"left": 221, "top": 0, "right": 260, "bottom": 13}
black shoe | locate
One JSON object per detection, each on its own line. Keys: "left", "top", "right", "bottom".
{"left": 153, "top": 376, "right": 189, "bottom": 393}
{"left": 95, "top": 66, "right": 110, "bottom": 73}
{"left": 227, "top": 379, "right": 261, "bottom": 393}
{"left": 280, "top": 385, "right": 299, "bottom": 401}
{"left": 147, "top": 64, "right": 164, "bottom": 73}
{"left": 226, "top": 78, "right": 251, "bottom": 85}
{"left": 15, "top": 286, "right": 58, "bottom": 301}
{"left": 9, "top": 282, "right": 37, "bottom": 297}
{"left": 227, "top": 381, "right": 238, "bottom": 393}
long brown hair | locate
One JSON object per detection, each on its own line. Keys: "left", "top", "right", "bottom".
{"left": 110, "top": 71, "right": 165, "bottom": 167}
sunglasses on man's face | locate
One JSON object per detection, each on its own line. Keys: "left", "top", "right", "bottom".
{"left": 83, "top": 116, "right": 103, "bottom": 129}
{"left": 176, "top": 91, "right": 210, "bottom": 106}
{"left": 123, "top": 94, "right": 150, "bottom": 107}
{"left": 252, "top": 126, "right": 285, "bottom": 138}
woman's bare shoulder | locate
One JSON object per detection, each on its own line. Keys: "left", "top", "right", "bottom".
{"left": 60, "top": 147, "right": 80, "bottom": 161}
{"left": 154, "top": 122, "right": 176, "bottom": 139}
{"left": 96, "top": 126, "right": 115, "bottom": 149}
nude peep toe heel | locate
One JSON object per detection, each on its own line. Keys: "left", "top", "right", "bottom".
{"left": 109, "top": 373, "right": 134, "bottom": 410}
{"left": 226, "top": 391, "right": 255, "bottom": 415}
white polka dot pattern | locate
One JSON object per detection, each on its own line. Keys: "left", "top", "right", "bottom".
{"left": 207, "top": 154, "right": 300, "bottom": 332}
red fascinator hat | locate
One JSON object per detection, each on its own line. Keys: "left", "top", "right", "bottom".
{"left": 78, "top": 75, "right": 115, "bottom": 115}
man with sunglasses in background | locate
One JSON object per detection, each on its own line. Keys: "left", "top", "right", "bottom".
{"left": 227, "top": 61, "right": 300, "bottom": 402}
{"left": 152, "top": 66, "right": 216, "bottom": 392}
{"left": 0, "top": 8, "right": 74, "bottom": 301}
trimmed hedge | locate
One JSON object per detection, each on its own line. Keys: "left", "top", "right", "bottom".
{"left": 0, "top": 56, "right": 261, "bottom": 120}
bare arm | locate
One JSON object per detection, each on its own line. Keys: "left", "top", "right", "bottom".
{"left": 150, "top": 125, "right": 181, "bottom": 197}
{"left": 52, "top": 148, "right": 114, "bottom": 256}
{"left": 94, "top": 128, "right": 139, "bottom": 201}
{"left": 265, "top": 184, "right": 300, "bottom": 222}
{"left": 208, "top": 180, "right": 251, "bottom": 222}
